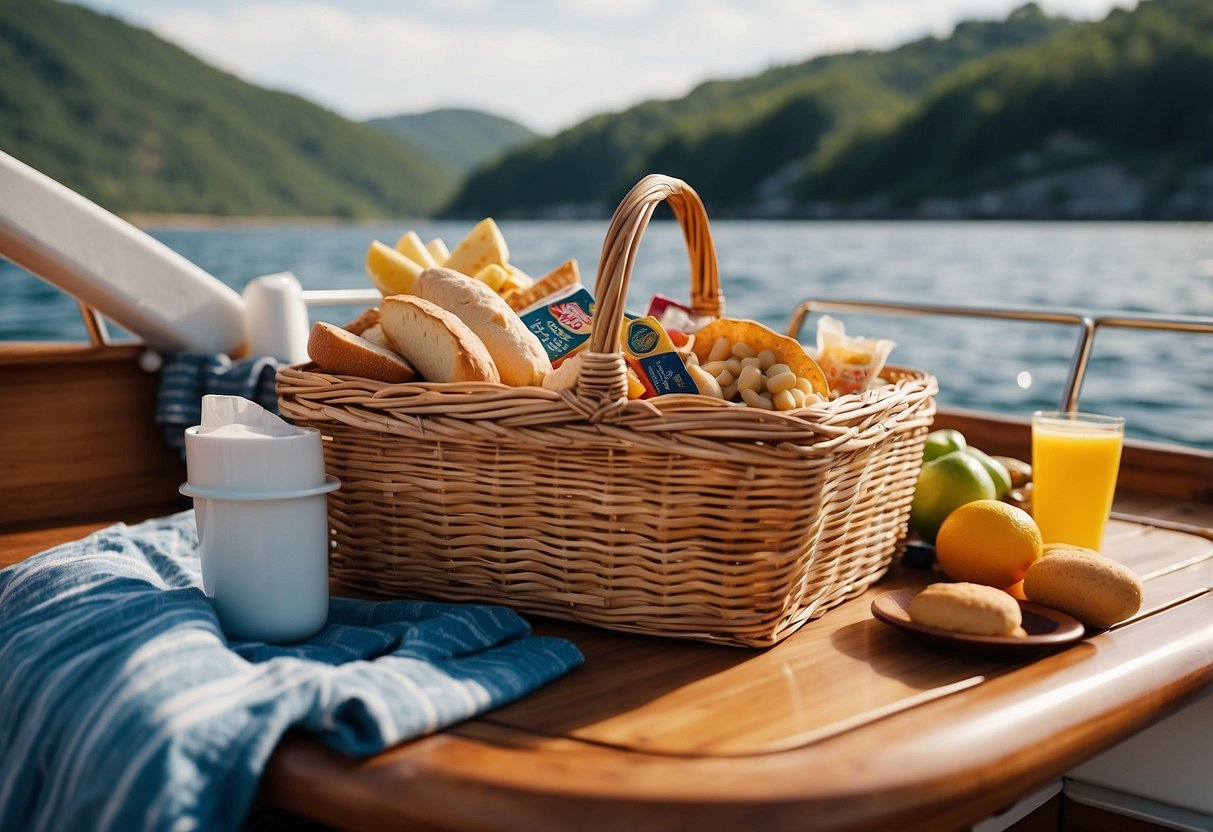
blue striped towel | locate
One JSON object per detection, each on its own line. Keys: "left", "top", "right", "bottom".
{"left": 0, "top": 511, "right": 584, "bottom": 832}
{"left": 155, "top": 352, "right": 284, "bottom": 457}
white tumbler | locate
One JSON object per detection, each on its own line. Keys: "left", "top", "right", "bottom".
{"left": 180, "top": 395, "right": 338, "bottom": 643}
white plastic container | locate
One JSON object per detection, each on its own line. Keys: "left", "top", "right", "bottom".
{"left": 242, "top": 272, "right": 311, "bottom": 363}
{"left": 180, "top": 396, "right": 338, "bottom": 643}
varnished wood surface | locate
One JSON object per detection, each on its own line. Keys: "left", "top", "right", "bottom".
{"left": 2, "top": 342, "right": 1211, "bottom": 831}
{"left": 5, "top": 495, "right": 1208, "bottom": 830}
{"left": 256, "top": 515, "right": 1212, "bottom": 832}
{"left": 0, "top": 343, "right": 188, "bottom": 531}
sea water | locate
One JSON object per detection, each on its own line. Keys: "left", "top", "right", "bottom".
{"left": 2, "top": 219, "right": 1210, "bottom": 448}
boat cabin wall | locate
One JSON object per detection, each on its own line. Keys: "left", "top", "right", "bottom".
{"left": 0, "top": 343, "right": 188, "bottom": 535}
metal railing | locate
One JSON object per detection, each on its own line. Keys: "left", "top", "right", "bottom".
{"left": 75, "top": 288, "right": 1213, "bottom": 417}
{"left": 785, "top": 299, "right": 1213, "bottom": 413}
{"left": 76, "top": 289, "right": 383, "bottom": 347}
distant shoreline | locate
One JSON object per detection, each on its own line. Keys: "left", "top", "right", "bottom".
{"left": 121, "top": 212, "right": 1211, "bottom": 229}
{"left": 121, "top": 213, "right": 408, "bottom": 230}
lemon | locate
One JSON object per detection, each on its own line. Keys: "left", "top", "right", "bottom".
{"left": 935, "top": 499, "right": 1043, "bottom": 589}
{"left": 910, "top": 451, "right": 996, "bottom": 543}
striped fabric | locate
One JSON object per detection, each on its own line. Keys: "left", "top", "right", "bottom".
{"left": 155, "top": 352, "right": 283, "bottom": 457}
{"left": 0, "top": 512, "right": 584, "bottom": 832}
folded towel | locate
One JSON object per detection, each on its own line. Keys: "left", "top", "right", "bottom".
{"left": 0, "top": 512, "right": 584, "bottom": 832}
{"left": 155, "top": 352, "right": 284, "bottom": 456}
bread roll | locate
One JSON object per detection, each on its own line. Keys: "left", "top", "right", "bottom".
{"left": 307, "top": 321, "right": 416, "bottom": 383}
{"left": 1023, "top": 549, "right": 1143, "bottom": 628}
{"left": 379, "top": 294, "right": 499, "bottom": 384}
{"left": 413, "top": 267, "right": 551, "bottom": 387}
{"left": 909, "top": 582, "right": 1024, "bottom": 636}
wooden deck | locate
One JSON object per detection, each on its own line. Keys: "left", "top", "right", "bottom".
{"left": 2, "top": 342, "right": 1211, "bottom": 831}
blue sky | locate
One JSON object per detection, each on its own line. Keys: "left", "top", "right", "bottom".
{"left": 68, "top": 0, "right": 1131, "bottom": 134}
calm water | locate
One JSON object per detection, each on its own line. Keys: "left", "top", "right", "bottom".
{"left": 3, "top": 220, "right": 1211, "bottom": 448}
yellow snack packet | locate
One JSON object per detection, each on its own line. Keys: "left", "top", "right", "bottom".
{"left": 814, "top": 315, "right": 896, "bottom": 395}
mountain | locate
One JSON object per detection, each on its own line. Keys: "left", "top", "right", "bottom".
{"left": 366, "top": 108, "right": 537, "bottom": 176}
{"left": 0, "top": 0, "right": 456, "bottom": 219}
{"left": 795, "top": 0, "right": 1213, "bottom": 219}
{"left": 444, "top": 0, "right": 1212, "bottom": 220}
{"left": 442, "top": 3, "right": 1077, "bottom": 218}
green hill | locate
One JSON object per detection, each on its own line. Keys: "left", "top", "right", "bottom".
{"left": 444, "top": 0, "right": 1212, "bottom": 220}
{"left": 795, "top": 0, "right": 1213, "bottom": 218}
{"left": 0, "top": 0, "right": 456, "bottom": 218}
{"left": 366, "top": 108, "right": 537, "bottom": 176}
{"left": 442, "top": 3, "right": 1077, "bottom": 218}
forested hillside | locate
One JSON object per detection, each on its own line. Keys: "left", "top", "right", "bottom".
{"left": 365, "top": 108, "right": 537, "bottom": 176}
{"left": 795, "top": 0, "right": 1213, "bottom": 218}
{"left": 3, "top": 0, "right": 1207, "bottom": 221}
{"left": 442, "top": 3, "right": 1075, "bottom": 217}
{"left": 445, "top": 0, "right": 1212, "bottom": 220}
{"left": 0, "top": 0, "right": 456, "bottom": 218}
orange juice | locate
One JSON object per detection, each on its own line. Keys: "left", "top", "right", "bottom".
{"left": 1031, "top": 411, "right": 1125, "bottom": 550}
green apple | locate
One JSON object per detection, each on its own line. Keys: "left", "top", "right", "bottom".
{"left": 910, "top": 450, "right": 997, "bottom": 543}
{"left": 922, "top": 429, "right": 967, "bottom": 463}
{"left": 964, "top": 446, "right": 1013, "bottom": 499}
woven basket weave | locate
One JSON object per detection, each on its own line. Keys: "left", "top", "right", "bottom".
{"left": 278, "top": 174, "right": 937, "bottom": 647}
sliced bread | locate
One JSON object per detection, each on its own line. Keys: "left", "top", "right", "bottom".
{"left": 379, "top": 294, "right": 500, "bottom": 384}
{"left": 412, "top": 267, "right": 551, "bottom": 387}
{"left": 307, "top": 321, "right": 416, "bottom": 383}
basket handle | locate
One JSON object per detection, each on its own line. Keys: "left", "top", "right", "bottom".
{"left": 575, "top": 174, "right": 723, "bottom": 405}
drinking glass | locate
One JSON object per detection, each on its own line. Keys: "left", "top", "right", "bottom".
{"left": 1031, "top": 411, "right": 1125, "bottom": 551}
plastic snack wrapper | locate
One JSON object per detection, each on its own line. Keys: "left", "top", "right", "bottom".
{"left": 814, "top": 315, "right": 896, "bottom": 395}
{"left": 523, "top": 285, "right": 697, "bottom": 398}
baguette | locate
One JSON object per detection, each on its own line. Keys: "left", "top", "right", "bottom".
{"left": 307, "top": 321, "right": 416, "bottom": 383}
{"left": 379, "top": 294, "right": 500, "bottom": 384}
{"left": 413, "top": 267, "right": 551, "bottom": 387}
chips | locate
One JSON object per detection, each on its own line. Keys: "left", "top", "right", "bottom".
{"left": 691, "top": 317, "right": 830, "bottom": 398}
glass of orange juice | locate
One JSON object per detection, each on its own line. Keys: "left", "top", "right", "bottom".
{"left": 1031, "top": 410, "right": 1125, "bottom": 551}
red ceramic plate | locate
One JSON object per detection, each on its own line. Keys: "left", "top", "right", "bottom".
{"left": 871, "top": 588, "right": 1086, "bottom": 658}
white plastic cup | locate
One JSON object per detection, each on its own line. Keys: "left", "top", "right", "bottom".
{"left": 181, "top": 423, "right": 338, "bottom": 643}
{"left": 242, "top": 272, "right": 311, "bottom": 363}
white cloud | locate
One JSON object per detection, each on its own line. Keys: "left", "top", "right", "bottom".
{"left": 86, "top": 0, "right": 1131, "bottom": 134}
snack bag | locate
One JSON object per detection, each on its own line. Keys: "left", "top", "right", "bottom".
{"left": 646, "top": 293, "right": 705, "bottom": 349}
{"left": 520, "top": 285, "right": 596, "bottom": 365}
{"left": 524, "top": 286, "right": 696, "bottom": 398}
{"left": 814, "top": 315, "right": 896, "bottom": 395}
{"left": 621, "top": 316, "right": 697, "bottom": 397}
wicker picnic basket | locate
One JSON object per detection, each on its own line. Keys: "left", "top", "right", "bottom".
{"left": 277, "top": 174, "right": 937, "bottom": 647}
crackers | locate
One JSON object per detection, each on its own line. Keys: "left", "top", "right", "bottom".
{"left": 504, "top": 259, "right": 580, "bottom": 312}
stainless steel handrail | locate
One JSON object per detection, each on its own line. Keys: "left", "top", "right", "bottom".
{"left": 77, "top": 285, "right": 1206, "bottom": 409}
{"left": 785, "top": 300, "right": 1213, "bottom": 413}
{"left": 301, "top": 289, "right": 382, "bottom": 307}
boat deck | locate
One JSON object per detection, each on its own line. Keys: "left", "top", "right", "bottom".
{"left": 1, "top": 343, "right": 1211, "bottom": 831}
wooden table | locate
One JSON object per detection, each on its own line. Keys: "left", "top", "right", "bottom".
{"left": 255, "top": 514, "right": 1213, "bottom": 832}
